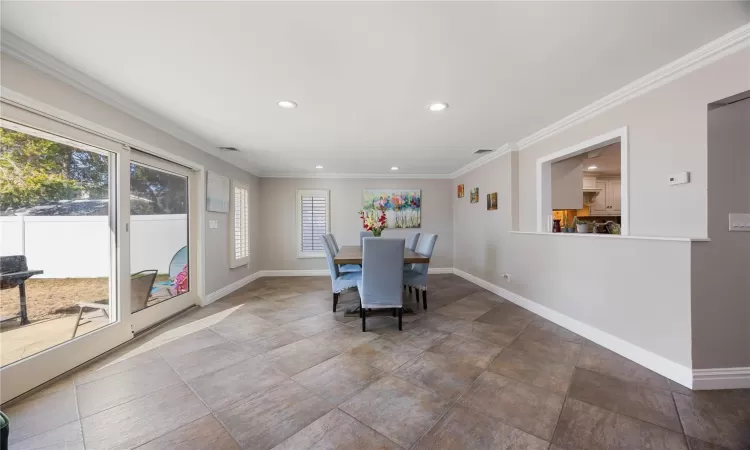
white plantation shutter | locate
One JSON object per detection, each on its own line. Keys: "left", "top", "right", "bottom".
{"left": 230, "top": 181, "right": 250, "bottom": 267}
{"left": 297, "top": 189, "right": 330, "bottom": 257}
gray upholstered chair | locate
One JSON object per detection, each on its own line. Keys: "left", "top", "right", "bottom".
{"left": 403, "top": 232, "right": 421, "bottom": 275}
{"left": 321, "top": 235, "right": 361, "bottom": 312}
{"left": 359, "top": 231, "right": 373, "bottom": 247}
{"left": 324, "top": 234, "right": 361, "bottom": 274}
{"left": 403, "top": 233, "right": 438, "bottom": 310}
{"left": 358, "top": 237, "right": 405, "bottom": 332}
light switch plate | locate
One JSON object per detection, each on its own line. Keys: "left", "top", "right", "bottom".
{"left": 668, "top": 172, "right": 690, "bottom": 185}
{"left": 729, "top": 213, "right": 750, "bottom": 231}
{"left": 209, "top": 220, "right": 219, "bottom": 229}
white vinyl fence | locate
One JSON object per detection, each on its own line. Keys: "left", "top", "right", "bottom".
{"left": 0, "top": 215, "right": 187, "bottom": 278}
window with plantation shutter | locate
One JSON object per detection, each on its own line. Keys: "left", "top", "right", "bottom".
{"left": 230, "top": 181, "right": 250, "bottom": 267}
{"left": 296, "top": 189, "right": 330, "bottom": 258}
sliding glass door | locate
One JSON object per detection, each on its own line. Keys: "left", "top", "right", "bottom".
{"left": 0, "top": 105, "right": 200, "bottom": 402}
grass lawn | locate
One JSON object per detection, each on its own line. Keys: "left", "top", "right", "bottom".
{"left": 0, "top": 275, "right": 168, "bottom": 323}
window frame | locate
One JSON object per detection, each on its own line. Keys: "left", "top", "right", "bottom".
{"left": 230, "top": 180, "right": 250, "bottom": 268}
{"left": 296, "top": 189, "right": 330, "bottom": 259}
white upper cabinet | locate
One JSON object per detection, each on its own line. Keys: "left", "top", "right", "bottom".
{"left": 589, "top": 177, "right": 621, "bottom": 215}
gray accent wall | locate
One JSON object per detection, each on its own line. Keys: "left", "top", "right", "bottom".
{"left": 0, "top": 54, "right": 261, "bottom": 295}
{"left": 259, "top": 178, "right": 453, "bottom": 270}
{"left": 691, "top": 97, "right": 750, "bottom": 369}
{"left": 453, "top": 48, "right": 750, "bottom": 369}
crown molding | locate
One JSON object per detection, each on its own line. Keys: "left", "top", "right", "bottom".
{"left": 0, "top": 30, "right": 261, "bottom": 176}
{"left": 261, "top": 172, "right": 452, "bottom": 179}
{"left": 448, "top": 23, "right": 750, "bottom": 179}
{"left": 449, "top": 143, "right": 517, "bottom": 179}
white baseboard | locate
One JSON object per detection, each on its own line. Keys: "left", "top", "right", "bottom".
{"left": 452, "top": 268, "right": 694, "bottom": 388}
{"left": 693, "top": 367, "right": 750, "bottom": 390}
{"left": 204, "top": 271, "right": 262, "bottom": 305}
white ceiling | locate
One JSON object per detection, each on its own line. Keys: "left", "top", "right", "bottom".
{"left": 2, "top": 1, "right": 748, "bottom": 176}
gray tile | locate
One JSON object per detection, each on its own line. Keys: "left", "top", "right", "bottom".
{"left": 5, "top": 381, "right": 79, "bottom": 444}
{"left": 73, "top": 346, "right": 162, "bottom": 386}
{"left": 154, "top": 328, "right": 230, "bottom": 358}
{"left": 279, "top": 313, "right": 343, "bottom": 337}
{"left": 347, "top": 337, "right": 423, "bottom": 372}
{"left": 210, "top": 313, "right": 278, "bottom": 342}
{"left": 434, "top": 295, "right": 495, "bottom": 320}
{"left": 458, "top": 371, "right": 564, "bottom": 441}
{"left": 524, "top": 316, "right": 584, "bottom": 344}
{"left": 427, "top": 334, "right": 502, "bottom": 369}
{"left": 413, "top": 404, "right": 549, "bottom": 450}
{"left": 669, "top": 379, "right": 694, "bottom": 396}
{"left": 377, "top": 324, "right": 451, "bottom": 350}
{"left": 577, "top": 341, "right": 670, "bottom": 390}
{"left": 416, "top": 313, "right": 474, "bottom": 334}
{"left": 552, "top": 398, "right": 689, "bottom": 450}
{"left": 687, "top": 437, "right": 732, "bottom": 450}
{"left": 76, "top": 358, "right": 182, "bottom": 418}
{"left": 393, "top": 351, "right": 484, "bottom": 400}
{"left": 9, "top": 420, "right": 83, "bottom": 450}
{"left": 475, "top": 302, "right": 535, "bottom": 328}
{"left": 136, "top": 414, "right": 240, "bottom": 450}
{"left": 507, "top": 329, "right": 582, "bottom": 365}
{"left": 81, "top": 383, "right": 209, "bottom": 450}
{"left": 568, "top": 368, "right": 682, "bottom": 433}
{"left": 215, "top": 379, "right": 333, "bottom": 450}
{"left": 488, "top": 347, "right": 575, "bottom": 395}
{"left": 273, "top": 408, "right": 401, "bottom": 450}
{"left": 309, "top": 325, "right": 379, "bottom": 352}
{"left": 163, "top": 342, "right": 251, "bottom": 380}
{"left": 292, "top": 354, "right": 383, "bottom": 405}
{"left": 187, "top": 356, "right": 287, "bottom": 411}
{"left": 262, "top": 338, "right": 340, "bottom": 376}
{"left": 456, "top": 319, "right": 525, "bottom": 347}
{"left": 340, "top": 375, "right": 451, "bottom": 448}
{"left": 674, "top": 391, "right": 750, "bottom": 450}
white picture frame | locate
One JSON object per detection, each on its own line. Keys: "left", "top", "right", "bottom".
{"left": 206, "top": 171, "right": 230, "bottom": 213}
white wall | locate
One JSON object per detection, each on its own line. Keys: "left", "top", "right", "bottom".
{"left": 453, "top": 47, "right": 750, "bottom": 373}
{"left": 260, "top": 178, "right": 453, "bottom": 270}
{"left": 1, "top": 54, "right": 260, "bottom": 295}
{"left": 0, "top": 215, "right": 188, "bottom": 278}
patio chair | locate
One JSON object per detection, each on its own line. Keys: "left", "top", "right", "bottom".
{"left": 151, "top": 246, "right": 188, "bottom": 297}
{"left": 72, "top": 270, "right": 157, "bottom": 338}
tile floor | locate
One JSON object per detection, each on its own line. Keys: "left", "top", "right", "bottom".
{"left": 3, "top": 275, "right": 749, "bottom": 450}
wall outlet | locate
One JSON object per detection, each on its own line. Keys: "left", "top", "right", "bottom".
{"left": 501, "top": 273, "right": 512, "bottom": 283}
{"left": 668, "top": 172, "right": 690, "bottom": 185}
{"left": 729, "top": 213, "right": 750, "bottom": 231}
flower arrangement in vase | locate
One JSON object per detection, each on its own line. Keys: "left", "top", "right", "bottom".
{"left": 359, "top": 209, "right": 387, "bottom": 236}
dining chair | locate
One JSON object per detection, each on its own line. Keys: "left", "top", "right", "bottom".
{"left": 403, "top": 233, "right": 438, "bottom": 310}
{"left": 323, "top": 234, "right": 361, "bottom": 273}
{"left": 321, "top": 235, "right": 361, "bottom": 312}
{"left": 358, "top": 237, "right": 405, "bottom": 332}
{"left": 359, "top": 231, "right": 373, "bottom": 247}
{"left": 403, "top": 233, "right": 421, "bottom": 284}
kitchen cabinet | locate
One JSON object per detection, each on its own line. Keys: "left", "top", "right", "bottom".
{"left": 551, "top": 158, "right": 584, "bottom": 210}
{"left": 590, "top": 178, "right": 621, "bottom": 215}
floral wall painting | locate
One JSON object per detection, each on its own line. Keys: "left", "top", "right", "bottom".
{"left": 470, "top": 187, "right": 479, "bottom": 204}
{"left": 361, "top": 189, "right": 421, "bottom": 228}
{"left": 487, "top": 192, "right": 498, "bottom": 210}
{"left": 457, "top": 184, "right": 464, "bottom": 198}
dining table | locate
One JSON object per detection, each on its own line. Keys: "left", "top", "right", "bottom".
{"left": 333, "top": 245, "right": 429, "bottom": 316}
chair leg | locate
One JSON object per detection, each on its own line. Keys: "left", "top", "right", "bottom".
{"left": 362, "top": 307, "right": 366, "bottom": 332}
{"left": 415, "top": 288, "right": 420, "bottom": 302}
{"left": 333, "top": 293, "right": 339, "bottom": 312}
{"left": 398, "top": 308, "right": 403, "bottom": 331}
{"left": 72, "top": 306, "right": 84, "bottom": 339}
{"left": 392, "top": 308, "right": 397, "bottom": 317}
{"left": 408, "top": 286, "right": 412, "bottom": 294}
{"left": 422, "top": 290, "right": 428, "bottom": 310}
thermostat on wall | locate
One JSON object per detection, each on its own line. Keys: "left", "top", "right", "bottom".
{"left": 668, "top": 172, "right": 690, "bottom": 185}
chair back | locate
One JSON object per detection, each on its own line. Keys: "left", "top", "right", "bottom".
{"left": 169, "top": 246, "right": 188, "bottom": 279}
{"left": 329, "top": 234, "right": 340, "bottom": 253}
{"left": 413, "top": 233, "right": 438, "bottom": 275}
{"left": 359, "top": 231, "right": 373, "bottom": 248}
{"left": 405, "top": 233, "right": 421, "bottom": 251}
{"left": 131, "top": 270, "right": 157, "bottom": 313}
{"left": 320, "top": 235, "right": 340, "bottom": 282}
{"left": 360, "top": 238, "right": 405, "bottom": 308}
{"left": 0, "top": 255, "right": 27, "bottom": 274}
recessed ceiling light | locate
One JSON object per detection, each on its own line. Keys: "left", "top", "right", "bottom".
{"left": 428, "top": 102, "right": 448, "bottom": 112}
{"left": 277, "top": 100, "right": 297, "bottom": 109}
{"left": 588, "top": 165, "right": 598, "bottom": 170}
{"left": 391, "top": 166, "right": 399, "bottom": 171}
{"left": 315, "top": 165, "right": 324, "bottom": 169}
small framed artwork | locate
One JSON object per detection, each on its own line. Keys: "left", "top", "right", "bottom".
{"left": 206, "top": 171, "right": 230, "bottom": 212}
{"left": 470, "top": 187, "right": 479, "bottom": 203}
{"left": 457, "top": 184, "right": 465, "bottom": 198}
{"left": 487, "top": 192, "right": 498, "bottom": 210}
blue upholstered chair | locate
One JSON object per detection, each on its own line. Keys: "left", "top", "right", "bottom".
{"left": 403, "top": 233, "right": 438, "bottom": 310}
{"left": 323, "top": 234, "right": 361, "bottom": 273}
{"left": 403, "top": 232, "right": 421, "bottom": 274}
{"left": 358, "top": 238, "right": 405, "bottom": 332}
{"left": 359, "top": 231, "right": 373, "bottom": 247}
{"left": 321, "top": 235, "right": 361, "bottom": 312}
